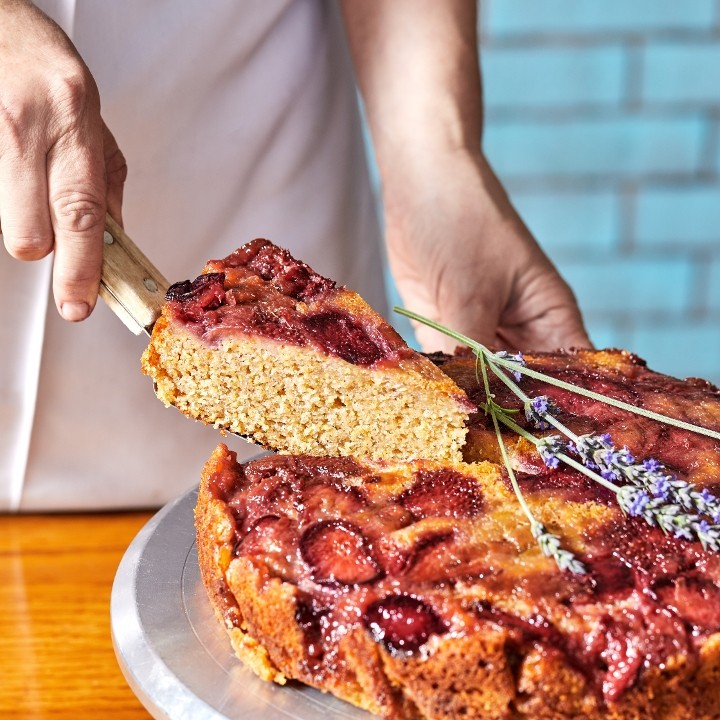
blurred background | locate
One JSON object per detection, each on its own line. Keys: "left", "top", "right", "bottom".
{"left": 383, "top": 0, "right": 720, "bottom": 384}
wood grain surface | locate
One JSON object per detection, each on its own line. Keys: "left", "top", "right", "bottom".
{"left": 0, "top": 512, "right": 155, "bottom": 719}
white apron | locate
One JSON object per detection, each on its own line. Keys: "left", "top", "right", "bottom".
{"left": 0, "top": 0, "right": 385, "bottom": 511}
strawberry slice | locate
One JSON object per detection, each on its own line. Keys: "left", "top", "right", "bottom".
{"left": 399, "top": 469, "right": 484, "bottom": 519}
{"left": 364, "top": 594, "right": 447, "bottom": 655}
{"left": 300, "top": 520, "right": 381, "bottom": 585}
{"left": 655, "top": 575, "right": 720, "bottom": 631}
{"left": 236, "top": 514, "right": 294, "bottom": 557}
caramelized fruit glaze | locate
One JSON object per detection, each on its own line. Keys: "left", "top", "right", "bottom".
{"left": 165, "top": 239, "right": 414, "bottom": 367}
{"left": 208, "top": 449, "right": 720, "bottom": 703}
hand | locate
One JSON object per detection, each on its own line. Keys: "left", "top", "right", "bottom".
{"left": 0, "top": 0, "right": 127, "bottom": 320}
{"left": 340, "top": 1, "right": 590, "bottom": 353}
{"left": 384, "top": 150, "right": 592, "bottom": 353}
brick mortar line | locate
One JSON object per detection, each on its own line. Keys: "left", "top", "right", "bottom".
{"left": 617, "top": 180, "right": 638, "bottom": 253}
{"left": 689, "top": 248, "right": 714, "bottom": 315}
{"left": 623, "top": 38, "right": 644, "bottom": 112}
{"left": 552, "top": 246, "right": 717, "bottom": 262}
{"left": 584, "top": 309, "right": 719, "bottom": 324}
{"left": 502, "top": 174, "right": 720, "bottom": 192}
{"left": 702, "top": 111, "right": 720, "bottom": 180}
{"left": 479, "top": 28, "right": 720, "bottom": 50}
{"left": 485, "top": 104, "right": 720, "bottom": 123}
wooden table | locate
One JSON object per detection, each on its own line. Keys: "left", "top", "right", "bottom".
{"left": 0, "top": 511, "right": 156, "bottom": 719}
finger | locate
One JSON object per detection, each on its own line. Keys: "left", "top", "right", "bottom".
{"left": 0, "top": 139, "right": 54, "bottom": 260}
{"left": 102, "top": 121, "right": 127, "bottom": 227}
{"left": 47, "top": 126, "right": 106, "bottom": 321}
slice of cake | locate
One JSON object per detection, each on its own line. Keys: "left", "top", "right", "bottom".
{"left": 141, "top": 239, "right": 473, "bottom": 462}
{"left": 196, "top": 443, "right": 720, "bottom": 720}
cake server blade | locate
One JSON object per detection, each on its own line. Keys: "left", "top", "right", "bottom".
{"left": 100, "top": 213, "right": 169, "bottom": 336}
{"left": 99, "top": 218, "right": 259, "bottom": 443}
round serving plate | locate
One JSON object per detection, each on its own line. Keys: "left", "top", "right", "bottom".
{"left": 111, "top": 484, "right": 372, "bottom": 720}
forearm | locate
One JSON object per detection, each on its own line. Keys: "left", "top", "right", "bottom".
{"left": 340, "top": 0, "right": 483, "bottom": 167}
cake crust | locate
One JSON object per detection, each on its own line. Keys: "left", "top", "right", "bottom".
{"left": 195, "top": 442, "right": 720, "bottom": 720}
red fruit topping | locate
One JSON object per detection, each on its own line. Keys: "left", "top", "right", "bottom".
{"left": 236, "top": 515, "right": 288, "bottom": 557}
{"left": 220, "top": 238, "right": 336, "bottom": 302}
{"left": 380, "top": 531, "right": 455, "bottom": 578}
{"left": 208, "top": 456, "right": 247, "bottom": 503}
{"left": 580, "top": 604, "right": 691, "bottom": 702}
{"left": 399, "top": 469, "right": 484, "bottom": 519}
{"left": 474, "top": 601, "right": 563, "bottom": 647}
{"left": 583, "top": 555, "right": 635, "bottom": 600}
{"left": 654, "top": 575, "right": 720, "bottom": 631}
{"left": 243, "top": 478, "right": 298, "bottom": 526}
{"left": 235, "top": 515, "right": 297, "bottom": 580}
{"left": 516, "top": 469, "right": 617, "bottom": 506}
{"left": 166, "top": 272, "right": 226, "bottom": 320}
{"left": 300, "top": 520, "right": 381, "bottom": 585}
{"left": 364, "top": 595, "right": 447, "bottom": 655}
{"left": 586, "top": 517, "right": 710, "bottom": 594}
{"left": 301, "top": 311, "right": 387, "bottom": 366}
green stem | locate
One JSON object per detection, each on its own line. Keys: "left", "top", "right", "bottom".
{"left": 489, "top": 399, "right": 535, "bottom": 523}
{"left": 486, "top": 356, "right": 581, "bottom": 444}
{"left": 489, "top": 405, "right": 623, "bottom": 496}
{"left": 396, "top": 306, "right": 720, "bottom": 443}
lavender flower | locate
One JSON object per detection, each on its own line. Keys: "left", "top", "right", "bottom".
{"left": 536, "top": 435, "right": 569, "bottom": 469}
{"left": 695, "top": 520, "right": 720, "bottom": 552}
{"left": 525, "top": 395, "right": 556, "bottom": 430}
{"left": 531, "top": 521, "right": 586, "bottom": 575}
{"left": 495, "top": 350, "right": 526, "bottom": 381}
{"left": 576, "top": 433, "right": 720, "bottom": 526}
{"left": 616, "top": 485, "right": 720, "bottom": 551}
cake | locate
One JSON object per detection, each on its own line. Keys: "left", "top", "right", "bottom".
{"left": 196, "top": 440, "right": 720, "bottom": 719}
{"left": 141, "top": 239, "right": 472, "bottom": 462}
{"left": 157, "top": 239, "right": 720, "bottom": 717}
{"left": 434, "top": 347, "right": 720, "bottom": 488}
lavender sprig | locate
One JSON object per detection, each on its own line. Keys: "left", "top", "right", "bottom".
{"left": 476, "top": 352, "right": 586, "bottom": 574}
{"left": 616, "top": 486, "right": 720, "bottom": 552}
{"left": 396, "top": 307, "right": 720, "bottom": 443}
{"left": 496, "top": 412, "right": 720, "bottom": 551}
{"left": 531, "top": 521, "right": 587, "bottom": 575}
{"left": 571, "top": 433, "right": 720, "bottom": 523}
{"left": 394, "top": 306, "right": 720, "bottom": 556}
{"left": 501, "top": 392, "right": 720, "bottom": 551}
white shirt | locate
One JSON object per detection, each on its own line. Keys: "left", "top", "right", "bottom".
{"left": 0, "top": 0, "right": 385, "bottom": 511}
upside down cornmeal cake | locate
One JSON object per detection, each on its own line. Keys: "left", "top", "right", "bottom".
{"left": 143, "top": 239, "right": 720, "bottom": 719}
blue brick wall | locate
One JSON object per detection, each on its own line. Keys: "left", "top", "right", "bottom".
{"left": 485, "top": 117, "right": 705, "bottom": 178}
{"left": 484, "top": 0, "right": 716, "bottom": 35}
{"left": 482, "top": 46, "right": 626, "bottom": 108}
{"left": 478, "top": 0, "right": 720, "bottom": 383}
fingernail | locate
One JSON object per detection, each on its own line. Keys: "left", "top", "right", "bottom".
{"left": 60, "top": 301, "right": 90, "bottom": 321}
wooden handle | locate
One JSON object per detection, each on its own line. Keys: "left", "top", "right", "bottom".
{"left": 99, "top": 214, "right": 169, "bottom": 335}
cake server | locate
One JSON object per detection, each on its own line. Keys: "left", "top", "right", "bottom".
{"left": 100, "top": 216, "right": 257, "bottom": 444}
{"left": 100, "top": 213, "right": 169, "bottom": 336}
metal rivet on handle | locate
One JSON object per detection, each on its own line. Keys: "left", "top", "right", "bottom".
{"left": 144, "top": 278, "right": 158, "bottom": 293}
{"left": 103, "top": 231, "right": 114, "bottom": 245}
